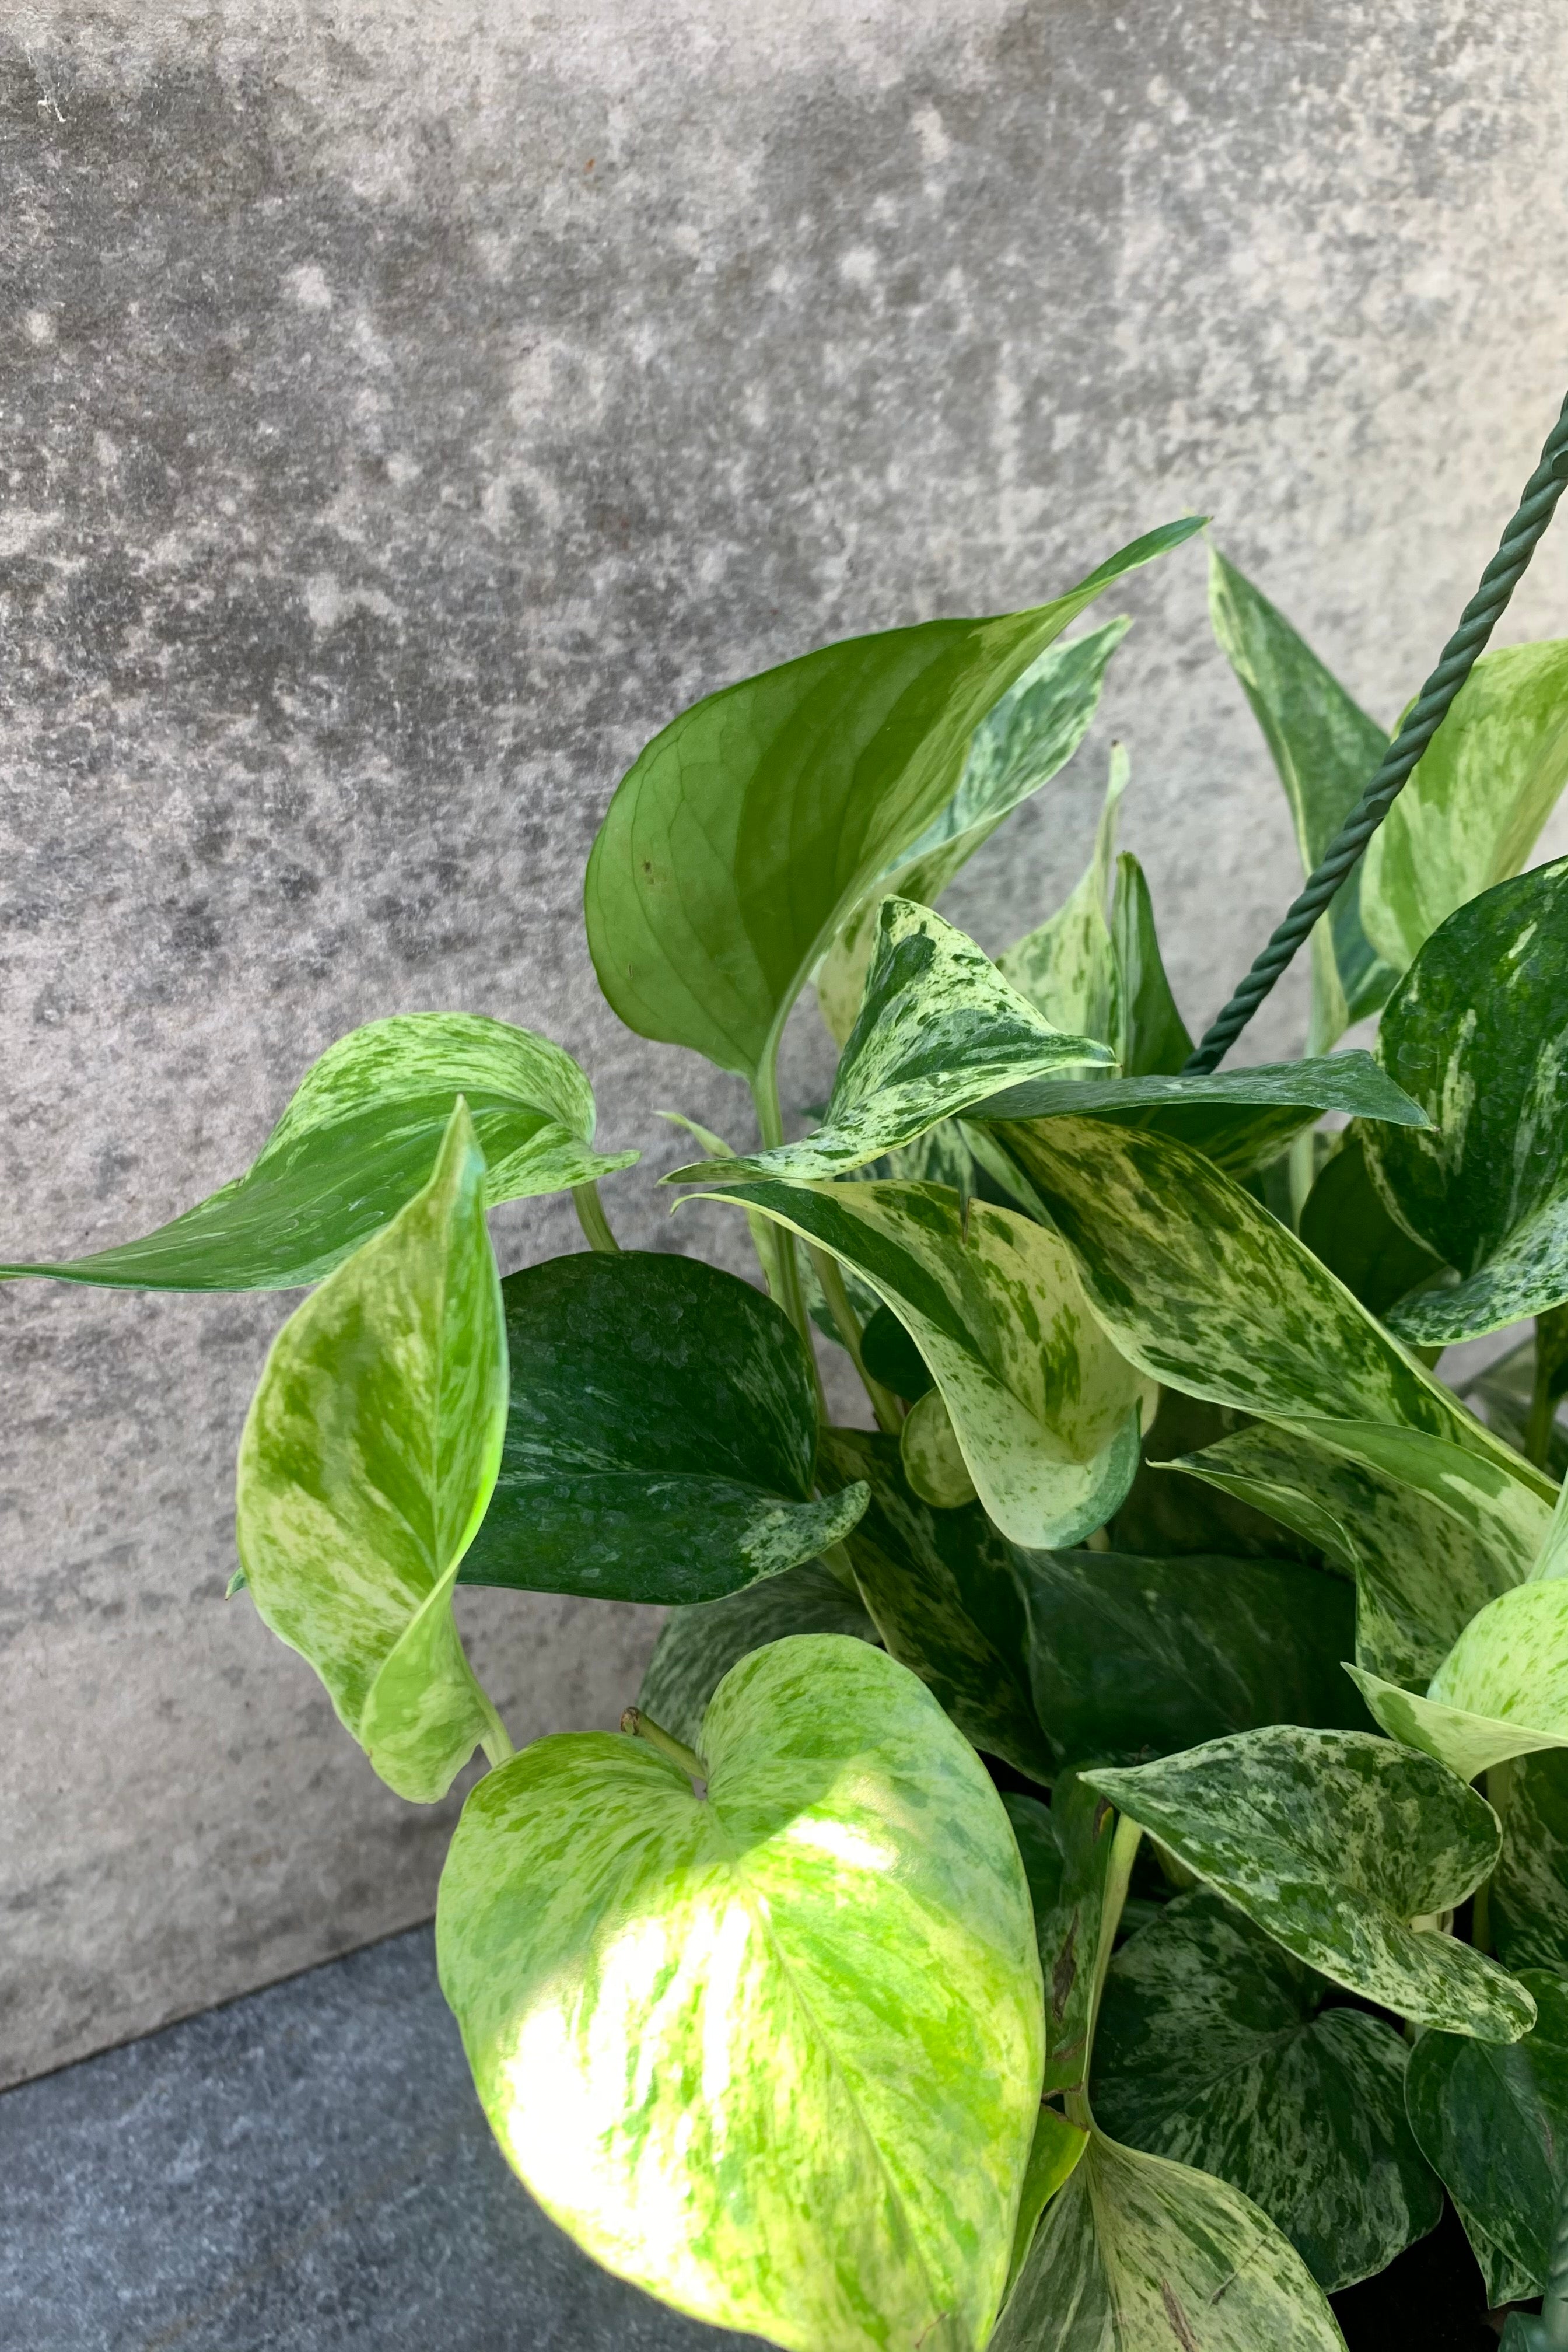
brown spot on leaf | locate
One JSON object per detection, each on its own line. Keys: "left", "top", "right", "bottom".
{"left": 1160, "top": 2280, "right": 1200, "bottom": 2352}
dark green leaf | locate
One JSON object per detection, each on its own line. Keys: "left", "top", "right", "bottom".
{"left": 460, "top": 1251, "right": 866, "bottom": 1604}
{"left": 1298, "top": 1128, "right": 1444, "bottom": 1318}
{"left": 1108, "top": 1392, "right": 1318, "bottom": 1562}
{"left": 860, "top": 1304, "right": 933, "bottom": 1400}
{"left": 1111, "top": 852, "right": 1194, "bottom": 1077}
{"left": 819, "top": 1427, "right": 1050, "bottom": 1780}
{"left": 1208, "top": 543, "right": 1394, "bottom": 1043}
{"left": 1085, "top": 1727, "right": 1534, "bottom": 2039}
{"left": 637, "top": 1560, "right": 880, "bottom": 1753}
{"left": 586, "top": 520, "right": 1201, "bottom": 1087}
{"left": 1005, "top": 1777, "right": 1115, "bottom": 2099}
{"left": 1094, "top": 1887, "right": 1441, "bottom": 2291}
{"left": 1368, "top": 860, "right": 1568, "bottom": 1343}
{"left": 1492, "top": 1750, "right": 1568, "bottom": 1975}
{"left": 1405, "top": 1969, "right": 1568, "bottom": 2295}
{"left": 1005, "top": 2107, "right": 1088, "bottom": 2298}
{"left": 0, "top": 1013, "right": 637, "bottom": 1292}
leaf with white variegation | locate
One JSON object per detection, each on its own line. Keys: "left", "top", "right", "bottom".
{"left": 1349, "top": 1580, "right": 1568, "bottom": 1780}
{"left": 1093, "top": 1888, "right": 1440, "bottom": 2291}
{"left": 999, "top": 743, "right": 1126, "bottom": 1044}
{"left": 992, "top": 2127, "right": 1345, "bottom": 2352}
{"left": 586, "top": 521, "right": 1201, "bottom": 1088}
{"left": 693, "top": 1180, "right": 1154, "bottom": 1549}
{"left": 1492, "top": 1749, "right": 1568, "bottom": 1974}
{"left": 815, "top": 618, "right": 1132, "bottom": 1046}
{"left": 665, "top": 900, "right": 1108, "bottom": 1186}
{"left": 1084, "top": 1727, "right": 1534, "bottom": 2039}
{"left": 1363, "top": 637, "right": 1568, "bottom": 978}
{"left": 437, "top": 1636, "right": 1045, "bottom": 2352}
{"left": 1367, "top": 860, "right": 1568, "bottom": 1343}
{"left": 235, "top": 1101, "right": 508, "bottom": 1803}
{"left": 458, "top": 1251, "right": 866, "bottom": 1605}
{"left": 900, "top": 1385, "right": 980, "bottom": 1508}
{"left": 0, "top": 1013, "right": 636, "bottom": 1292}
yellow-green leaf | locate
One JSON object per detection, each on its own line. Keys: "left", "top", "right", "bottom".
{"left": 1349, "top": 1580, "right": 1568, "bottom": 1781}
{"left": 999, "top": 744, "right": 1127, "bottom": 1044}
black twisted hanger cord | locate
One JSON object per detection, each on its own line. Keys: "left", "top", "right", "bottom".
{"left": 1185, "top": 388, "right": 1568, "bottom": 1074}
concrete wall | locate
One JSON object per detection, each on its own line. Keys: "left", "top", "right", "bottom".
{"left": 4, "top": 0, "right": 1568, "bottom": 2088}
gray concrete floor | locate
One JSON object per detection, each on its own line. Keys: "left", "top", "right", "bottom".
{"left": 1, "top": 1926, "right": 761, "bottom": 2351}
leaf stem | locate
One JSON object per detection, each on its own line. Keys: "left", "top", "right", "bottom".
{"left": 573, "top": 1181, "right": 622, "bottom": 1253}
{"left": 621, "top": 1706, "right": 705, "bottom": 1783}
{"left": 808, "top": 1244, "right": 902, "bottom": 1434}
{"left": 1065, "top": 1810, "right": 1142, "bottom": 2130}
{"left": 477, "top": 1688, "right": 514, "bottom": 1769}
{"left": 1527, "top": 1336, "right": 1557, "bottom": 1469}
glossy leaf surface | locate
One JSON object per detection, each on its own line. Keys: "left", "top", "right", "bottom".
{"left": 1368, "top": 860, "right": 1568, "bottom": 1343}
{"left": 696, "top": 1180, "right": 1153, "bottom": 1549}
{"left": 586, "top": 521, "right": 1200, "bottom": 1085}
{"left": 1349, "top": 1580, "right": 1568, "bottom": 1780}
{"left": 993, "top": 2127, "right": 1344, "bottom": 2352}
{"left": 637, "top": 1560, "right": 880, "bottom": 1753}
{"left": 1363, "top": 638, "right": 1568, "bottom": 977}
{"left": 460, "top": 1251, "right": 866, "bottom": 1604}
{"left": 1093, "top": 1888, "right": 1440, "bottom": 2291}
{"left": 667, "top": 900, "right": 1108, "bottom": 1186}
{"left": 236, "top": 1102, "right": 508, "bottom": 1802}
{"left": 438, "top": 1636, "right": 1045, "bottom": 2352}
{"left": 1405, "top": 1969, "right": 1568, "bottom": 2295}
{"left": 1085, "top": 1727, "right": 1533, "bottom": 2039}
{"left": 999, "top": 744, "right": 1126, "bottom": 1044}
{"left": 0, "top": 1013, "right": 636, "bottom": 1292}
{"left": 1111, "top": 852, "right": 1193, "bottom": 1077}
{"left": 815, "top": 618, "right": 1131, "bottom": 1046}
{"left": 1209, "top": 544, "right": 1393, "bottom": 1047}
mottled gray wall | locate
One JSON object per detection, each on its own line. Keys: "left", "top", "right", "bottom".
{"left": 4, "top": 0, "right": 1568, "bottom": 2087}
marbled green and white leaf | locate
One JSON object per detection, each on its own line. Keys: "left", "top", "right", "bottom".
{"left": 1093, "top": 1888, "right": 1440, "bottom": 2291}
{"left": 816, "top": 618, "right": 1132, "bottom": 1046}
{"left": 459, "top": 1250, "right": 866, "bottom": 1605}
{"left": 1367, "top": 860, "right": 1568, "bottom": 1343}
{"left": 820, "top": 1427, "right": 1049, "bottom": 1780}
{"left": 1209, "top": 543, "right": 1394, "bottom": 1047}
{"left": 666, "top": 900, "right": 1109, "bottom": 1186}
{"left": 1405, "top": 1969, "right": 1568, "bottom": 2297}
{"left": 1349, "top": 1579, "right": 1568, "bottom": 1780}
{"left": 900, "top": 1385, "right": 979, "bottom": 1508}
{"left": 1005, "top": 1778, "right": 1116, "bottom": 2100}
{"left": 999, "top": 743, "right": 1127, "bottom": 1045}
{"left": 694, "top": 1180, "right": 1154, "bottom": 1549}
{"left": 1084, "top": 1727, "right": 1534, "bottom": 2039}
{"left": 1363, "top": 638, "right": 1568, "bottom": 977}
{"left": 1491, "top": 1750, "right": 1568, "bottom": 1974}
{"left": 0, "top": 1013, "right": 636, "bottom": 1292}
{"left": 637, "top": 1560, "right": 881, "bottom": 1754}
{"left": 437, "top": 1635, "right": 1045, "bottom": 2352}
{"left": 1111, "top": 852, "right": 1193, "bottom": 1077}
{"left": 993, "top": 1115, "right": 1550, "bottom": 1512}
{"left": 992, "top": 2126, "right": 1345, "bottom": 2352}
{"left": 586, "top": 522, "right": 1200, "bottom": 1087}
{"left": 235, "top": 1102, "right": 508, "bottom": 1803}
{"left": 1172, "top": 1420, "right": 1524, "bottom": 1690}
{"left": 1297, "top": 1128, "right": 1444, "bottom": 1318}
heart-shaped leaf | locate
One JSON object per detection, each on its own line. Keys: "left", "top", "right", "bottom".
{"left": 1298, "top": 1128, "right": 1444, "bottom": 1318}
{"left": 1363, "top": 638, "right": 1568, "bottom": 978}
{"left": 235, "top": 1101, "right": 509, "bottom": 1803}
{"left": 1491, "top": 1750, "right": 1568, "bottom": 1974}
{"left": 1405, "top": 1968, "right": 1568, "bottom": 2297}
{"left": 665, "top": 899, "right": 1109, "bottom": 1186}
{"left": 586, "top": 521, "right": 1202, "bottom": 1089}
{"left": 637, "top": 1559, "right": 881, "bottom": 1752}
{"left": 819, "top": 1427, "right": 1048, "bottom": 1780}
{"left": 998, "top": 744, "right": 1126, "bottom": 1043}
{"left": 436, "top": 1635, "right": 1045, "bottom": 2352}
{"left": 1084, "top": 1727, "right": 1534, "bottom": 2039}
{"left": 1367, "top": 860, "right": 1568, "bottom": 1343}
{"left": 993, "top": 1114, "right": 1552, "bottom": 1512}
{"left": 815, "top": 618, "right": 1131, "bottom": 1046}
{"left": 1093, "top": 1887, "right": 1440, "bottom": 2292}
{"left": 695, "top": 1180, "right": 1154, "bottom": 1548}
{"left": 1349, "top": 1581, "right": 1568, "bottom": 1781}
{"left": 1111, "top": 852, "right": 1193, "bottom": 1077}
{"left": 1208, "top": 543, "right": 1395, "bottom": 1046}
{"left": 1172, "top": 1422, "right": 1525, "bottom": 1690}
{"left": 458, "top": 1251, "right": 866, "bottom": 1605}
{"left": 0, "top": 1013, "right": 635, "bottom": 1292}
{"left": 993, "top": 2126, "right": 1345, "bottom": 2352}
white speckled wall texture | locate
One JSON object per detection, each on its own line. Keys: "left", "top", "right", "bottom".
{"left": 4, "top": 0, "right": 1567, "bottom": 2084}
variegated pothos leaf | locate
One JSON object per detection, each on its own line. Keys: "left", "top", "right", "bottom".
{"left": 998, "top": 743, "right": 1127, "bottom": 1044}
{"left": 1349, "top": 1578, "right": 1568, "bottom": 1780}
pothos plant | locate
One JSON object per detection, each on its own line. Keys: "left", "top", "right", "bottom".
{"left": 10, "top": 508, "right": 1568, "bottom": 2352}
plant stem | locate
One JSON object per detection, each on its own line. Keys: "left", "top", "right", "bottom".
{"left": 808, "top": 1244, "right": 902, "bottom": 1434}
{"left": 573, "top": 1181, "right": 622, "bottom": 1253}
{"left": 477, "top": 1689, "right": 514, "bottom": 1769}
{"left": 1065, "top": 1810, "right": 1142, "bottom": 2131}
{"left": 1527, "top": 1339, "right": 1557, "bottom": 1470}
{"left": 621, "top": 1706, "right": 705, "bottom": 1782}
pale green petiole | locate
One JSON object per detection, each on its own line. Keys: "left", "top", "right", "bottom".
{"left": 621, "top": 1704, "right": 706, "bottom": 1784}
{"left": 572, "top": 1181, "right": 621, "bottom": 1252}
